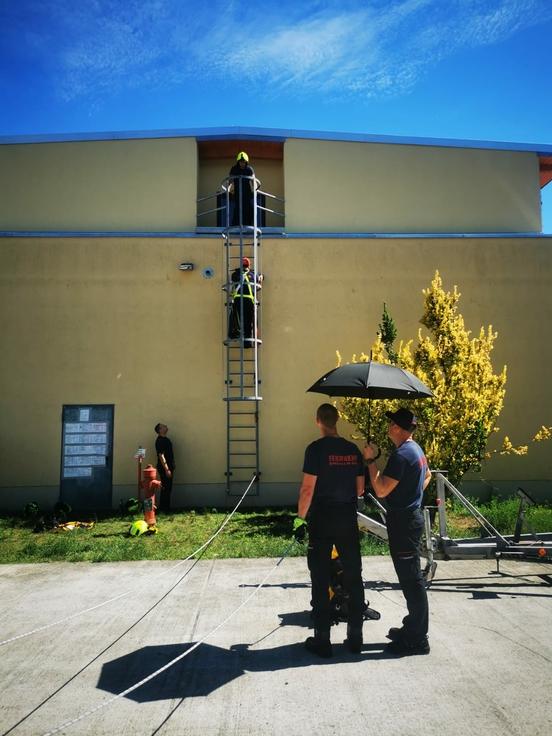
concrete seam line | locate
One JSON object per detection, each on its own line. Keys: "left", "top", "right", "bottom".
{"left": 40, "top": 543, "right": 295, "bottom": 736}
{"left": 0, "top": 474, "right": 258, "bottom": 648}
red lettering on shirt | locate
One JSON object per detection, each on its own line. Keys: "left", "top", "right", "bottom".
{"left": 328, "top": 454, "right": 358, "bottom": 466}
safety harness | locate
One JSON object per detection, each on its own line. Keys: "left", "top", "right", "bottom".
{"left": 232, "top": 269, "right": 255, "bottom": 301}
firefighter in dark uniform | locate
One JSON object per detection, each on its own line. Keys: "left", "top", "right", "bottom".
{"left": 228, "top": 256, "right": 262, "bottom": 345}
{"left": 364, "top": 407, "right": 432, "bottom": 656}
{"left": 295, "top": 403, "right": 366, "bottom": 657}
{"left": 228, "top": 151, "right": 255, "bottom": 226}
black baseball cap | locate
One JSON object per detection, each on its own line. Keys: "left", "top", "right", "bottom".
{"left": 385, "top": 408, "right": 418, "bottom": 431}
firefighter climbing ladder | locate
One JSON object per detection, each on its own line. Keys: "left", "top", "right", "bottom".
{"left": 198, "top": 173, "right": 283, "bottom": 495}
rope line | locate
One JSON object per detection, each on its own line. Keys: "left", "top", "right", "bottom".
{"left": 0, "top": 556, "right": 205, "bottom": 736}
{"left": 41, "top": 542, "right": 295, "bottom": 736}
{"left": 0, "top": 474, "right": 257, "bottom": 648}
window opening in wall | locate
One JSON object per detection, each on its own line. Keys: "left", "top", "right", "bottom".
{"left": 196, "top": 139, "right": 285, "bottom": 231}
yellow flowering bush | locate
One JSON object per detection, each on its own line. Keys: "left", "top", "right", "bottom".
{"left": 338, "top": 272, "right": 550, "bottom": 486}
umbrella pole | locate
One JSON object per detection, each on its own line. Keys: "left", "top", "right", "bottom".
{"left": 366, "top": 354, "right": 373, "bottom": 442}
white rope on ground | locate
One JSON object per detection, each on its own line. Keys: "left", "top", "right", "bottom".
{"left": 40, "top": 542, "right": 295, "bottom": 736}
{"left": 0, "top": 475, "right": 258, "bottom": 648}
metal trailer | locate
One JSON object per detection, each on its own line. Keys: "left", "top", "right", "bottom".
{"left": 357, "top": 471, "right": 552, "bottom": 584}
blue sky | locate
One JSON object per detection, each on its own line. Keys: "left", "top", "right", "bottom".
{"left": 1, "top": 0, "right": 551, "bottom": 229}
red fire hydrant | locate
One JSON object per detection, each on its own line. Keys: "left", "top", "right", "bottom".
{"left": 141, "top": 464, "right": 162, "bottom": 527}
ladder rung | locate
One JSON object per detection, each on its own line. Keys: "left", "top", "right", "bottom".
{"left": 224, "top": 397, "right": 263, "bottom": 402}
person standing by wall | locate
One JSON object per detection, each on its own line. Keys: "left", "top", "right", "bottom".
{"left": 154, "top": 423, "right": 175, "bottom": 513}
{"left": 296, "top": 403, "right": 366, "bottom": 658}
{"left": 363, "top": 407, "right": 432, "bottom": 656}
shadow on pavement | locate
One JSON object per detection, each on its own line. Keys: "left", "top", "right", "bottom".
{"left": 97, "top": 639, "right": 393, "bottom": 704}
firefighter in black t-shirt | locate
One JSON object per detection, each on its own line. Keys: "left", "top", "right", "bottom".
{"left": 154, "top": 423, "right": 175, "bottom": 513}
{"left": 296, "top": 403, "right": 366, "bottom": 657}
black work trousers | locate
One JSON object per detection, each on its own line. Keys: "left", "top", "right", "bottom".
{"left": 386, "top": 508, "right": 428, "bottom": 642}
{"left": 228, "top": 297, "right": 255, "bottom": 343}
{"left": 158, "top": 468, "right": 173, "bottom": 512}
{"left": 307, "top": 505, "right": 365, "bottom": 632}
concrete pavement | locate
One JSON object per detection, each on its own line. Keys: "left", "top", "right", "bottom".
{"left": 1, "top": 556, "right": 551, "bottom": 736}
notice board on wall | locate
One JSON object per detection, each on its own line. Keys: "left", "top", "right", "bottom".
{"left": 60, "top": 405, "right": 114, "bottom": 510}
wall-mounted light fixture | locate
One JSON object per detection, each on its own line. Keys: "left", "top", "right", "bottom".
{"left": 179, "top": 262, "right": 194, "bottom": 271}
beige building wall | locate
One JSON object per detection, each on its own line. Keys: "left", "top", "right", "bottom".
{"left": 284, "top": 139, "right": 541, "bottom": 233}
{"left": 0, "top": 138, "right": 198, "bottom": 231}
{"left": 1, "top": 234, "right": 551, "bottom": 510}
{"left": 0, "top": 236, "right": 225, "bottom": 493}
{"left": 1, "top": 135, "right": 542, "bottom": 235}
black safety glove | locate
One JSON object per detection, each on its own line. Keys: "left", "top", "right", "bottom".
{"left": 293, "top": 516, "right": 307, "bottom": 543}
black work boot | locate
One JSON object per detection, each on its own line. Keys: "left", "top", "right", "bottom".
{"left": 345, "top": 624, "right": 363, "bottom": 654}
{"left": 386, "top": 636, "right": 430, "bottom": 656}
{"left": 386, "top": 626, "right": 405, "bottom": 642}
{"left": 305, "top": 629, "right": 332, "bottom": 658}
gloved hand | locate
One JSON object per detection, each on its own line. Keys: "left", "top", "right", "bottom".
{"left": 293, "top": 516, "right": 307, "bottom": 543}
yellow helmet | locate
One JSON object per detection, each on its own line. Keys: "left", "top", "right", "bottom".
{"left": 129, "top": 520, "right": 149, "bottom": 537}
{"left": 236, "top": 151, "right": 249, "bottom": 162}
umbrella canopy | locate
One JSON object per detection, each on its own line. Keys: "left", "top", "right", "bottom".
{"left": 307, "top": 361, "right": 433, "bottom": 400}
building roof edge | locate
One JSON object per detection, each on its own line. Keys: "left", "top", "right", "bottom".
{"left": 1, "top": 125, "right": 551, "bottom": 155}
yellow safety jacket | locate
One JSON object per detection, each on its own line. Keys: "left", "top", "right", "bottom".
{"left": 232, "top": 269, "right": 255, "bottom": 301}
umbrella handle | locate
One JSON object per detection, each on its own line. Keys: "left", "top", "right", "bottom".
{"left": 364, "top": 440, "right": 381, "bottom": 461}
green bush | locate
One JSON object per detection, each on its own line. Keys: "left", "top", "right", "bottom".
{"left": 478, "top": 498, "right": 552, "bottom": 534}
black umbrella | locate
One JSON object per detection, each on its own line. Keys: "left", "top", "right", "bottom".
{"left": 307, "top": 361, "right": 433, "bottom": 399}
{"left": 307, "top": 361, "right": 433, "bottom": 437}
